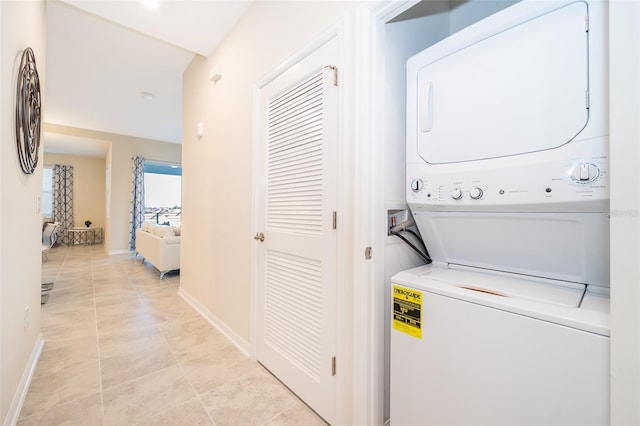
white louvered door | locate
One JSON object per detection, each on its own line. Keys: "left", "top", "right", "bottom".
{"left": 256, "top": 38, "right": 338, "bottom": 424}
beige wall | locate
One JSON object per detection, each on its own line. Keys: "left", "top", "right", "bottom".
{"left": 105, "top": 143, "right": 113, "bottom": 251}
{"left": 0, "top": 0, "right": 46, "bottom": 423}
{"left": 181, "top": 0, "right": 355, "bottom": 349}
{"left": 44, "top": 153, "right": 106, "bottom": 230}
{"left": 44, "top": 124, "right": 181, "bottom": 253}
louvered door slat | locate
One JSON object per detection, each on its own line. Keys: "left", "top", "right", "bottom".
{"left": 269, "top": 116, "right": 322, "bottom": 142}
{"left": 269, "top": 98, "right": 322, "bottom": 131}
{"left": 269, "top": 123, "right": 322, "bottom": 145}
{"left": 269, "top": 129, "right": 322, "bottom": 155}
{"left": 269, "top": 87, "right": 322, "bottom": 131}
{"left": 269, "top": 139, "right": 322, "bottom": 160}
{"left": 265, "top": 251, "right": 322, "bottom": 379}
{"left": 269, "top": 77, "right": 321, "bottom": 112}
{"left": 267, "top": 70, "right": 324, "bottom": 236}
{"left": 269, "top": 74, "right": 322, "bottom": 112}
{"left": 268, "top": 168, "right": 321, "bottom": 184}
{"left": 269, "top": 151, "right": 321, "bottom": 170}
{"left": 269, "top": 158, "right": 322, "bottom": 175}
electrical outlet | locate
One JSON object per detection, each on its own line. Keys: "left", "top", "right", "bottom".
{"left": 388, "top": 209, "right": 410, "bottom": 235}
{"left": 24, "top": 305, "right": 30, "bottom": 330}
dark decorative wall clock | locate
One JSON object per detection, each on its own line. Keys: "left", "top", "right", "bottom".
{"left": 15, "top": 47, "right": 41, "bottom": 175}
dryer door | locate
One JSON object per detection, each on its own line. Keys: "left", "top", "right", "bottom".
{"left": 414, "top": 2, "right": 589, "bottom": 164}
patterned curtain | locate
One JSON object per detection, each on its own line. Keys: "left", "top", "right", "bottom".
{"left": 53, "top": 165, "right": 74, "bottom": 245}
{"left": 129, "top": 156, "right": 145, "bottom": 250}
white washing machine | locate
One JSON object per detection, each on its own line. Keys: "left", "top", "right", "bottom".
{"left": 391, "top": 264, "right": 609, "bottom": 425}
{"left": 391, "top": 0, "right": 610, "bottom": 424}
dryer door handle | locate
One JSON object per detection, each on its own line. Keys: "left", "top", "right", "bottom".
{"left": 419, "top": 80, "right": 433, "bottom": 132}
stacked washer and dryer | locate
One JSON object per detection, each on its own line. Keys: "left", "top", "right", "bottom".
{"left": 390, "top": 1, "right": 610, "bottom": 424}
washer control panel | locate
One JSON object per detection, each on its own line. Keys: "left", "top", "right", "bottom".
{"left": 450, "top": 188, "right": 463, "bottom": 200}
{"left": 570, "top": 163, "right": 600, "bottom": 183}
{"left": 407, "top": 144, "right": 609, "bottom": 212}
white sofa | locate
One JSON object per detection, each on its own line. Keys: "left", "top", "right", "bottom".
{"left": 135, "top": 222, "right": 181, "bottom": 278}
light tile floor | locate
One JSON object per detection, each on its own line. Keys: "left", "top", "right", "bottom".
{"left": 19, "top": 244, "right": 325, "bottom": 426}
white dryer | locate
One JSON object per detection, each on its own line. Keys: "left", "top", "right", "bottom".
{"left": 391, "top": 0, "right": 610, "bottom": 424}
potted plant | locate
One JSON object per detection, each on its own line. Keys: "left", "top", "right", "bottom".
{"left": 84, "top": 220, "right": 92, "bottom": 228}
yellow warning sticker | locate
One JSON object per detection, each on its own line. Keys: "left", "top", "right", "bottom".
{"left": 392, "top": 284, "right": 422, "bottom": 339}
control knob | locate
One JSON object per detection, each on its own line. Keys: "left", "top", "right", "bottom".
{"left": 451, "top": 188, "right": 463, "bottom": 200}
{"left": 469, "top": 187, "right": 483, "bottom": 200}
{"left": 410, "top": 178, "right": 424, "bottom": 192}
{"left": 571, "top": 163, "right": 600, "bottom": 183}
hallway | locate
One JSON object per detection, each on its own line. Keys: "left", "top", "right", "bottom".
{"left": 19, "top": 245, "right": 324, "bottom": 425}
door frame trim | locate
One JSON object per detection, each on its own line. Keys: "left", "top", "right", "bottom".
{"left": 350, "top": 2, "right": 423, "bottom": 425}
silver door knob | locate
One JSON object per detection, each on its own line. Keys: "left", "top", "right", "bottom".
{"left": 254, "top": 232, "right": 265, "bottom": 242}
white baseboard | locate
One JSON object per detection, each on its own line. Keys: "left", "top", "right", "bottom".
{"left": 108, "top": 249, "right": 131, "bottom": 255}
{"left": 4, "top": 334, "right": 44, "bottom": 426}
{"left": 178, "top": 288, "right": 251, "bottom": 357}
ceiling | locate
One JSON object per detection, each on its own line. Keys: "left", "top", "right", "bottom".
{"left": 44, "top": 132, "right": 111, "bottom": 158}
{"left": 44, "top": 0, "right": 253, "bottom": 156}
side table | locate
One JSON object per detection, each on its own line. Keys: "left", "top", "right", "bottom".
{"left": 68, "top": 227, "right": 104, "bottom": 245}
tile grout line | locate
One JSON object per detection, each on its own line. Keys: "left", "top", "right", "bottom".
{"left": 154, "top": 329, "right": 219, "bottom": 426}
{"left": 149, "top": 276, "right": 298, "bottom": 425}
{"left": 260, "top": 400, "right": 303, "bottom": 426}
{"left": 31, "top": 247, "right": 318, "bottom": 425}
{"left": 125, "top": 257, "right": 219, "bottom": 426}
{"left": 90, "top": 246, "right": 106, "bottom": 426}
{"left": 20, "top": 246, "right": 96, "bottom": 422}
{"left": 115, "top": 251, "right": 211, "bottom": 425}
{"left": 41, "top": 244, "right": 68, "bottom": 328}
{"left": 16, "top": 247, "right": 71, "bottom": 423}
{"left": 255, "top": 362, "right": 311, "bottom": 426}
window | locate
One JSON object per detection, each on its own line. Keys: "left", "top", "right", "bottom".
{"left": 144, "top": 161, "right": 182, "bottom": 226}
{"left": 42, "top": 167, "right": 53, "bottom": 218}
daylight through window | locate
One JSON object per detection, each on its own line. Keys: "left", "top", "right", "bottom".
{"left": 42, "top": 167, "right": 53, "bottom": 218}
{"left": 144, "top": 162, "right": 182, "bottom": 227}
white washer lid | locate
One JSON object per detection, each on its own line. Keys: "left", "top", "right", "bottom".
{"left": 417, "top": 267, "right": 584, "bottom": 308}
{"left": 581, "top": 287, "right": 610, "bottom": 315}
